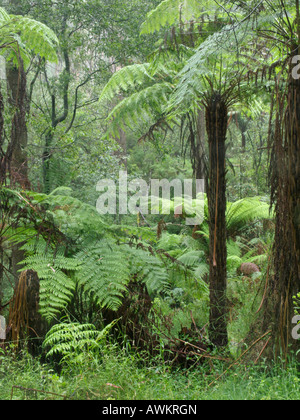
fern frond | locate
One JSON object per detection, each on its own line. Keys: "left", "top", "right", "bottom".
{"left": 21, "top": 241, "right": 81, "bottom": 322}
{"left": 177, "top": 250, "right": 205, "bottom": 267}
{"left": 226, "top": 197, "right": 272, "bottom": 235}
{"left": 43, "top": 323, "right": 98, "bottom": 358}
{"left": 0, "top": 8, "right": 58, "bottom": 65}
{"left": 75, "top": 239, "right": 130, "bottom": 311}
{"left": 105, "top": 82, "right": 174, "bottom": 138}
{"left": 9, "top": 15, "right": 58, "bottom": 62}
{"left": 43, "top": 320, "right": 118, "bottom": 359}
{"left": 193, "top": 262, "right": 209, "bottom": 280}
{"left": 0, "top": 7, "right": 10, "bottom": 22}
{"left": 140, "top": 0, "right": 212, "bottom": 34}
{"left": 99, "top": 63, "right": 154, "bottom": 104}
{"left": 23, "top": 260, "right": 78, "bottom": 322}
{"left": 128, "top": 246, "right": 170, "bottom": 294}
{"left": 26, "top": 190, "right": 108, "bottom": 238}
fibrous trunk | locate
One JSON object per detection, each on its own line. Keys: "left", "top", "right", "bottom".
{"left": 205, "top": 92, "right": 228, "bottom": 348}
{"left": 268, "top": 58, "right": 300, "bottom": 357}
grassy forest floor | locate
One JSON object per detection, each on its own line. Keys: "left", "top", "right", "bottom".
{"left": 1, "top": 346, "right": 299, "bottom": 400}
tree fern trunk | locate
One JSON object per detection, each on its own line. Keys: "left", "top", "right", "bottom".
{"left": 0, "top": 245, "right": 3, "bottom": 314}
{"left": 268, "top": 56, "right": 300, "bottom": 357}
{"left": 205, "top": 92, "right": 228, "bottom": 348}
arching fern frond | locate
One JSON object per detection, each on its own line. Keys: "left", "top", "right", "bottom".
{"left": 104, "top": 82, "right": 174, "bottom": 138}
{"left": 99, "top": 63, "right": 154, "bottom": 104}
{"left": 75, "top": 239, "right": 130, "bottom": 311}
{"left": 43, "top": 320, "right": 117, "bottom": 360}
{"left": 128, "top": 246, "right": 171, "bottom": 295}
{"left": 43, "top": 322, "right": 99, "bottom": 358}
{"left": 0, "top": 7, "right": 59, "bottom": 66}
{"left": 21, "top": 242, "right": 81, "bottom": 322}
{"left": 140, "top": 0, "right": 213, "bottom": 35}
{"left": 226, "top": 197, "right": 272, "bottom": 235}
{"left": 0, "top": 7, "right": 10, "bottom": 22}
{"left": 26, "top": 190, "right": 108, "bottom": 239}
{"left": 9, "top": 15, "right": 59, "bottom": 63}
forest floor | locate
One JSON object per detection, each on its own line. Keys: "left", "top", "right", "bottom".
{"left": 0, "top": 346, "right": 299, "bottom": 400}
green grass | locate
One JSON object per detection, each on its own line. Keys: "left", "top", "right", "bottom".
{"left": 0, "top": 346, "right": 299, "bottom": 400}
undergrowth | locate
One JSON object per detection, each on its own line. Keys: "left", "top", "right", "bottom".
{"left": 0, "top": 345, "right": 299, "bottom": 400}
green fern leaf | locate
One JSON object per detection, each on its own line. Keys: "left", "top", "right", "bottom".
{"left": 0, "top": 7, "right": 10, "bottom": 22}
{"left": 9, "top": 16, "right": 59, "bottom": 62}
{"left": 43, "top": 320, "right": 118, "bottom": 359}
{"left": 105, "top": 82, "right": 174, "bottom": 138}
{"left": 75, "top": 239, "right": 130, "bottom": 311}
{"left": 99, "top": 63, "right": 154, "bottom": 103}
{"left": 226, "top": 197, "right": 272, "bottom": 235}
{"left": 0, "top": 8, "right": 58, "bottom": 66}
{"left": 140, "top": 0, "right": 212, "bottom": 34}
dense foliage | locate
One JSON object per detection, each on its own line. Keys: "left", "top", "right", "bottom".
{"left": 0, "top": 0, "right": 299, "bottom": 401}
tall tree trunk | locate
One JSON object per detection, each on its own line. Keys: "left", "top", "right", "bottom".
{"left": 42, "top": 48, "right": 70, "bottom": 194}
{"left": 0, "top": 83, "right": 5, "bottom": 185}
{"left": 0, "top": 245, "right": 3, "bottom": 314}
{"left": 205, "top": 92, "right": 229, "bottom": 348}
{"left": 6, "top": 0, "right": 30, "bottom": 283}
{"left": 0, "top": 81, "right": 5, "bottom": 315}
{"left": 6, "top": 60, "right": 29, "bottom": 281}
{"left": 6, "top": 61, "right": 30, "bottom": 189}
{"left": 267, "top": 55, "right": 300, "bottom": 358}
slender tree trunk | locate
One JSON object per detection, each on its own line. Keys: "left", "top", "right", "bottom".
{"left": 205, "top": 92, "right": 229, "bottom": 348}
{"left": 43, "top": 129, "right": 54, "bottom": 194}
{"left": 0, "top": 83, "right": 5, "bottom": 185}
{"left": 42, "top": 48, "right": 70, "bottom": 194}
{"left": 195, "top": 107, "right": 206, "bottom": 179}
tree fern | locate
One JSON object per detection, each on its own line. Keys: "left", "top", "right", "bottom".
{"left": 0, "top": 6, "right": 59, "bottom": 66}
{"left": 168, "top": 18, "right": 265, "bottom": 113}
